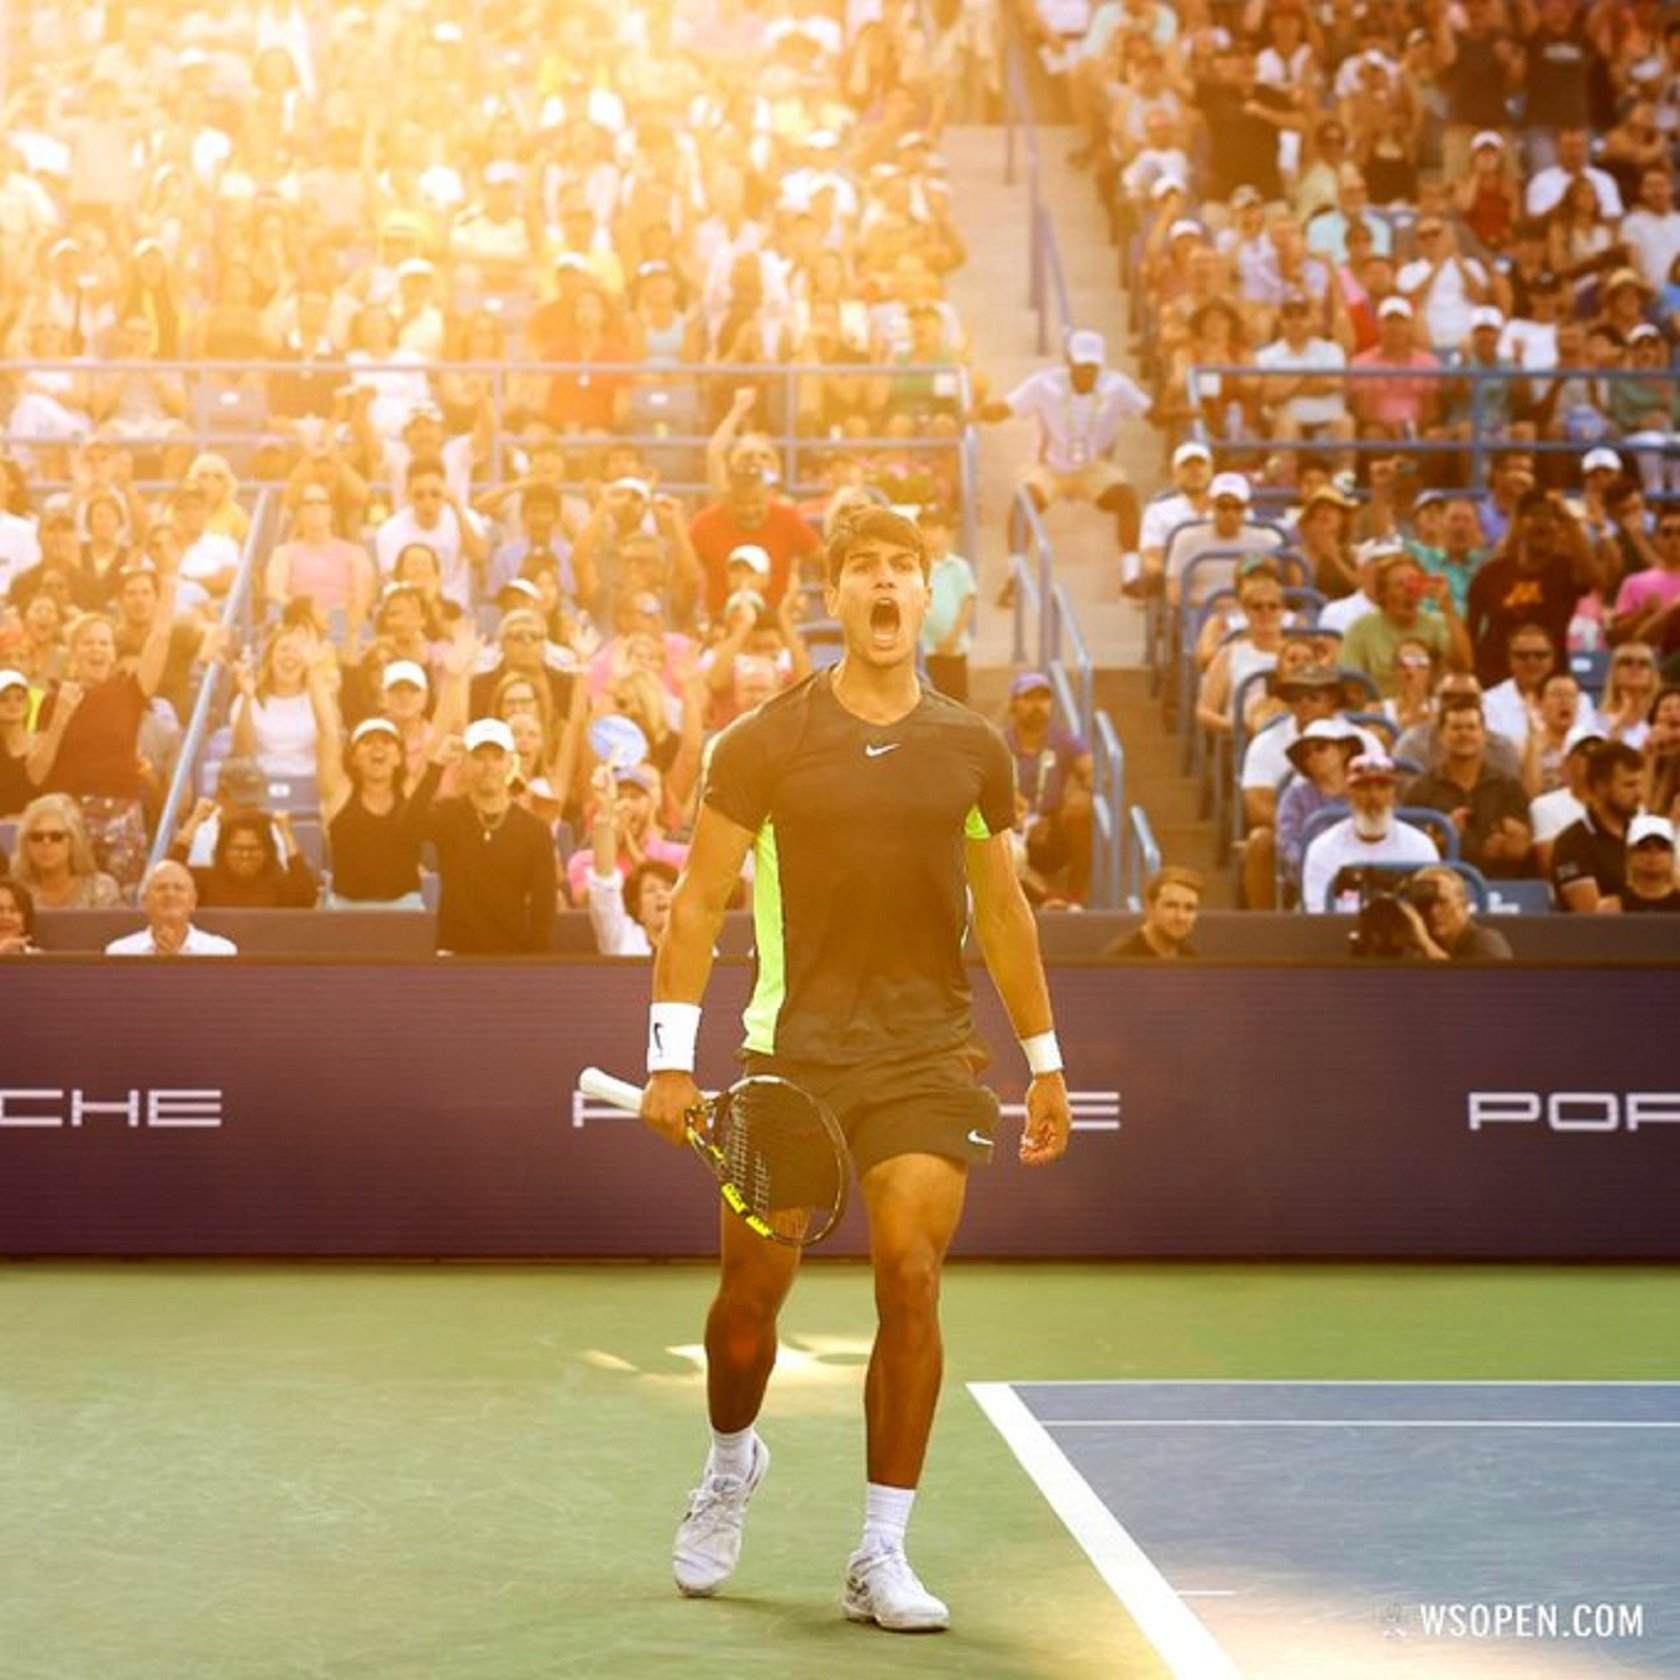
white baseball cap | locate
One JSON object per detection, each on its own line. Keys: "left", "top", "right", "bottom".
{"left": 1628, "top": 813, "right": 1676, "bottom": 849}
{"left": 350, "top": 717, "right": 401, "bottom": 747}
{"left": 607, "top": 476, "right": 651, "bottom": 499}
{"left": 1377, "top": 297, "right": 1413, "bottom": 320}
{"left": 1470, "top": 306, "right": 1504, "bottom": 331}
{"left": 1209, "top": 472, "right": 1251, "bottom": 504}
{"left": 1167, "top": 218, "right": 1204, "bottom": 242}
{"left": 727, "top": 543, "right": 772, "bottom": 576}
{"left": 1471, "top": 131, "right": 1504, "bottom": 152}
{"left": 1150, "top": 174, "right": 1185, "bottom": 201}
{"left": 396, "top": 257, "right": 435, "bottom": 280}
{"left": 1172, "top": 440, "right": 1212, "bottom": 467}
{"left": 1066, "top": 329, "right": 1105, "bottom": 366}
{"left": 381, "top": 659, "right": 429, "bottom": 691}
{"left": 484, "top": 160, "right": 522, "bottom": 186}
{"left": 1582, "top": 447, "right": 1622, "bottom": 475}
{"left": 464, "top": 717, "right": 516, "bottom": 754}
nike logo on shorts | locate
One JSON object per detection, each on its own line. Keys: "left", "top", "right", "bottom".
{"left": 865, "top": 743, "right": 901, "bottom": 758}
{"left": 966, "top": 1129, "right": 994, "bottom": 1150}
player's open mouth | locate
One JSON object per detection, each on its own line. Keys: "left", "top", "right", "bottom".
{"left": 869, "top": 598, "right": 901, "bottom": 644}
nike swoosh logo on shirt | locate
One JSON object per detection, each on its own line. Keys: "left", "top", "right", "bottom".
{"left": 966, "top": 1129, "right": 994, "bottom": 1150}
{"left": 865, "top": 743, "right": 901, "bottom": 758}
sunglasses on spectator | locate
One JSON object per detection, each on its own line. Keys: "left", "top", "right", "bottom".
{"left": 412, "top": 489, "right": 444, "bottom": 501}
{"left": 1244, "top": 597, "right": 1285, "bottom": 612}
{"left": 1511, "top": 647, "right": 1552, "bottom": 661}
{"left": 1614, "top": 655, "right": 1656, "bottom": 668}
{"left": 28, "top": 830, "right": 69, "bottom": 843}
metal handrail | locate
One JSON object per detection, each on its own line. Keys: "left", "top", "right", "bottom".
{"left": 1127, "top": 805, "right": 1162, "bottom": 912}
{"left": 1003, "top": 43, "right": 1072, "bottom": 355}
{"left": 1093, "top": 711, "right": 1127, "bottom": 912}
{"left": 143, "top": 488, "right": 278, "bottom": 876}
{"left": 1184, "top": 359, "right": 1680, "bottom": 490}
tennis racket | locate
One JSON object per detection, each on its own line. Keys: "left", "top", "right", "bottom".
{"left": 579, "top": 1067, "right": 849, "bottom": 1248}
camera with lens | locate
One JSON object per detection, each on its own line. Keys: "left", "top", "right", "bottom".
{"left": 1340, "top": 867, "right": 1433, "bottom": 960}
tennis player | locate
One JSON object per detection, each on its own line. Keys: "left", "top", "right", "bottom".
{"left": 638, "top": 505, "right": 1072, "bottom": 1631}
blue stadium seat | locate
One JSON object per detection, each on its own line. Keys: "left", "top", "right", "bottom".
{"left": 1485, "top": 877, "right": 1554, "bottom": 915}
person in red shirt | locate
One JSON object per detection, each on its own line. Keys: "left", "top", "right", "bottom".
{"left": 688, "top": 453, "right": 820, "bottom": 614}
{"left": 1350, "top": 298, "right": 1441, "bottom": 437}
{"left": 531, "top": 284, "right": 630, "bottom": 433}
{"left": 29, "top": 543, "right": 183, "bottom": 890}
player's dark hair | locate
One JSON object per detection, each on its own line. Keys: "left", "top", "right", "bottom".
{"left": 824, "top": 506, "right": 927, "bottom": 587}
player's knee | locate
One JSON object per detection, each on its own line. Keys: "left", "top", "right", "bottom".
{"left": 873, "top": 1245, "right": 943, "bottom": 1321}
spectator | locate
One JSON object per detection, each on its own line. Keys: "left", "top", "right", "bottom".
{"left": 9, "top": 793, "right": 122, "bottom": 908}
{"left": 0, "top": 878, "right": 39, "bottom": 955}
{"left": 689, "top": 456, "right": 822, "bottom": 615}
{"left": 1407, "top": 864, "right": 1515, "bottom": 959}
{"left": 1482, "top": 623, "right": 1594, "bottom": 750}
{"left": 1255, "top": 292, "right": 1352, "bottom": 468}
{"left": 916, "top": 504, "right": 976, "bottom": 702}
{"left": 1394, "top": 671, "right": 1524, "bottom": 779}
{"left": 1301, "top": 753, "right": 1440, "bottom": 913}
{"left": 1398, "top": 219, "right": 1492, "bottom": 352}
{"left": 1531, "top": 725, "right": 1606, "bottom": 876}
{"left": 977, "top": 330, "right": 1150, "bottom": 585}
{"left": 1341, "top": 551, "right": 1472, "bottom": 695}
{"left": 1349, "top": 298, "right": 1441, "bottom": 439}
{"left": 583, "top": 764, "right": 678, "bottom": 957}
{"left": 1158, "top": 473, "right": 1286, "bottom": 608}
{"left": 1003, "top": 670, "right": 1094, "bottom": 906}
{"left": 1197, "top": 567, "right": 1291, "bottom": 737}
{"left": 485, "top": 482, "right": 577, "bottom": 601}
{"left": 1275, "top": 716, "right": 1364, "bottom": 903}
{"left": 1103, "top": 866, "right": 1203, "bottom": 959}
{"left": 1466, "top": 491, "right": 1607, "bottom": 686}
{"left": 374, "top": 458, "right": 487, "bottom": 611}
{"left": 29, "top": 555, "right": 180, "bottom": 889}
{"left": 1402, "top": 700, "right": 1533, "bottom": 878}
{"left": 1600, "top": 642, "right": 1661, "bottom": 747}
{"left": 104, "top": 860, "right": 237, "bottom": 956}
{"left": 0, "top": 668, "right": 38, "bottom": 818}
{"left": 423, "top": 719, "right": 556, "bottom": 956}
{"left": 1622, "top": 813, "right": 1680, "bottom": 912}
{"left": 1647, "top": 688, "right": 1680, "bottom": 823}
{"left": 1551, "top": 741, "right": 1645, "bottom": 911}
{"left": 1520, "top": 671, "right": 1591, "bottom": 796}
{"left": 1380, "top": 638, "right": 1441, "bottom": 735}
{"left": 230, "top": 626, "right": 320, "bottom": 780}
{"left": 168, "top": 483, "right": 241, "bottom": 609}
{"left": 1409, "top": 496, "right": 1489, "bottom": 620}
{"left": 1620, "top": 164, "right": 1680, "bottom": 292}
{"left": 168, "top": 805, "right": 317, "bottom": 909}
{"left": 1137, "top": 441, "right": 1213, "bottom": 595}
{"left": 566, "top": 761, "right": 689, "bottom": 907}
{"left": 265, "top": 485, "right": 375, "bottom": 633}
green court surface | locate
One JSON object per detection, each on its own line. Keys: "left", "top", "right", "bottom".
{"left": 3, "top": 1262, "right": 1675, "bottom": 1680}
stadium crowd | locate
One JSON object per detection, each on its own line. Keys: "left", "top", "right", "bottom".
{"left": 1015, "top": 0, "right": 1680, "bottom": 919}
{"left": 0, "top": 0, "right": 1033, "bottom": 954}
{"left": 1, "top": 0, "right": 1678, "bottom": 956}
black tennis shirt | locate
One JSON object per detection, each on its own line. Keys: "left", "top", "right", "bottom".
{"left": 703, "top": 670, "right": 1016, "bottom": 1065}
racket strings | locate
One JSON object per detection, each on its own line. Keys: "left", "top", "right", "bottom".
{"left": 723, "top": 1082, "right": 845, "bottom": 1230}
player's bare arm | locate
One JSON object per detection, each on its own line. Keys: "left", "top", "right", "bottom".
{"left": 965, "top": 829, "right": 1072, "bottom": 1166}
{"left": 642, "top": 801, "right": 755, "bottom": 1144}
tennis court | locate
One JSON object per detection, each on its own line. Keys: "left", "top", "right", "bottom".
{"left": 5, "top": 1261, "right": 1676, "bottom": 1678}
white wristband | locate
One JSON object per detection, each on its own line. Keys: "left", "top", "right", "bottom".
{"left": 648, "top": 1002, "right": 702, "bottom": 1073}
{"left": 1021, "top": 1030, "right": 1063, "bottom": 1078}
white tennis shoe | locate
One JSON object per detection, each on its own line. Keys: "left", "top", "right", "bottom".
{"left": 671, "top": 1434, "right": 769, "bottom": 1597}
{"left": 841, "top": 1544, "right": 950, "bottom": 1632}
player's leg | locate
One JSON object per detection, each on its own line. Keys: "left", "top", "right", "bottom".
{"left": 672, "top": 1205, "right": 800, "bottom": 1598}
{"left": 705, "top": 1199, "right": 801, "bottom": 1432}
{"left": 861, "top": 1151, "right": 966, "bottom": 1486}
{"left": 842, "top": 1150, "right": 967, "bottom": 1631}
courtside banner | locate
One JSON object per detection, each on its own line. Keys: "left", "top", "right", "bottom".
{"left": 1, "top": 962, "right": 1677, "bottom": 1258}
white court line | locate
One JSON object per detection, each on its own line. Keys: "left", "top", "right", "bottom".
{"left": 1014, "top": 1378, "right": 1680, "bottom": 1387}
{"left": 1044, "top": 1419, "right": 1680, "bottom": 1429}
{"left": 968, "top": 1381, "right": 1242, "bottom": 1680}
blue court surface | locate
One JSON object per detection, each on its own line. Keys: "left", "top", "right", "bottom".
{"left": 969, "top": 1381, "right": 1680, "bottom": 1679}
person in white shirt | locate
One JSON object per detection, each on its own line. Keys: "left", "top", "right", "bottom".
{"left": 374, "top": 458, "right": 486, "bottom": 610}
{"left": 1300, "top": 753, "right": 1440, "bottom": 913}
{"left": 1136, "top": 440, "right": 1213, "bottom": 593}
{"left": 1255, "top": 291, "right": 1351, "bottom": 447}
{"left": 1524, "top": 127, "right": 1623, "bottom": 219}
{"left": 104, "top": 860, "right": 238, "bottom": 955}
{"left": 170, "top": 483, "right": 242, "bottom": 609}
{"left": 1157, "top": 473, "right": 1285, "bottom": 608}
{"left": 1497, "top": 270, "right": 1564, "bottom": 371}
{"left": 1618, "top": 164, "right": 1680, "bottom": 291}
{"left": 976, "top": 328, "right": 1152, "bottom": 573}
{"left": 1317, "top": 536, "right": 1401, "bottom": 635}
{"left": 1481, "top": 623, "right": 1592, "bottom": 751}
{"left": 1530, "top": 726, "right": 1604, "bottom": 876}
{"left": 1397, "top": 219, "right": 1491, "bottom": 351}
{"left": 0, "top": 504, "right": 40, "bottom": 597}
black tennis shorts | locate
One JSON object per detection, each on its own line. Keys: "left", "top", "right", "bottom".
{"left": 741, "top": 1038, "right": 1000, "bottom": 1180}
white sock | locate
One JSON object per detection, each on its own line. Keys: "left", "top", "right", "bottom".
{"left": 707, "top": 1424, "right": 755, "bottom": 1481}
{"left": 861, "top": 1482, "right": 916, "bottom": 1553}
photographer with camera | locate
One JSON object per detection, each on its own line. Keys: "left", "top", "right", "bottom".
{"left": 1405, "top": 865, "right": 1514, "bottom": 960}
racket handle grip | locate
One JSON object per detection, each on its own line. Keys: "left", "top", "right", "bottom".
{"left": 578, "top": 1067, "right": 646, "bottom": 1112}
